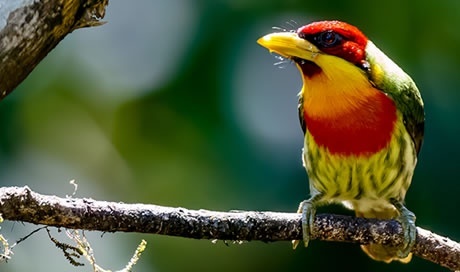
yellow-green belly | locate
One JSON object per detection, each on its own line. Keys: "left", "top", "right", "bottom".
{"left": 303, "top": 115, "right": 417, "bottom": 216}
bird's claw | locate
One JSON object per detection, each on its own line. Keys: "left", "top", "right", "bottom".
{"left": 292, "top": 199, "right": 316, "bottom": 249}
{"left": 392, "top": 199, "right": 416, "bottom": 259}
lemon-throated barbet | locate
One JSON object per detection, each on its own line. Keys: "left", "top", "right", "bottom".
{"left": 257, "top": 20, "right": 424, "bottom": 263}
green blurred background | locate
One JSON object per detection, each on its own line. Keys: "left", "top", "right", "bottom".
{"left": 1, "top": 0, "right": 459, "bottom": 271}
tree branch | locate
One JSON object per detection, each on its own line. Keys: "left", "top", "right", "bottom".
{"left": 0, "top": 186, "right": 458, "bottom": 271}
{"left": 0, "top": 0, "right": 108, "bottom": 100}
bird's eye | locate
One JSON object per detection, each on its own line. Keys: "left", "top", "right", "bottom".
{"left": 316, "top": 31, "right": 342, "bottom": 48}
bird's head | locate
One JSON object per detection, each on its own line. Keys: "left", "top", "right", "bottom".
{"left": 257, "top": 20, "right": 383, "bottom": 121}
{"left": 257, "top": 20, "right": 370, "bottom": 79}
{"left": 257, "top": 20, "right": 414, "bottom": 92}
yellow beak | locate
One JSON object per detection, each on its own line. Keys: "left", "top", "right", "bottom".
{"left": 257, "top": 32, "right": 320, "bottom": 61}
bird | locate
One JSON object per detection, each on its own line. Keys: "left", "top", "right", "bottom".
{"left": 257, "top": 20, "right": 424, "bottom": 263}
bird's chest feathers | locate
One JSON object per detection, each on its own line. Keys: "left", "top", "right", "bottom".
{"left": 301, "top": 71, "right": 397, "bottom": 156}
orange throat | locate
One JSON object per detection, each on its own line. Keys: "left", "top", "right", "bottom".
{"left": 302, "top": 74, "right": 397, "bottom": 157}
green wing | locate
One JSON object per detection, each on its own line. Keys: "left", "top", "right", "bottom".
{"left": 365, "top": 41, "right": 425, "bottom": 154}
{"left": 387, "top": 81, "right": 424, "bottom": 155}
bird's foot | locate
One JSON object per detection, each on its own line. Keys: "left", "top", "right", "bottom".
{"left": 391, "top": 199, "right": 416, "bottom": 259}
{"left": 292, "top": 199, "right": 316, "bottom": 249}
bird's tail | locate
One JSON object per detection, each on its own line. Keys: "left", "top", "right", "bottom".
{"left": 355, "top": 208, "right": 412, "bottom": 263}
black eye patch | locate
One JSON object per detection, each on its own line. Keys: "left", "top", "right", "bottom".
{"left": 314, "top": 30, "right": 343, "bottom": 48}
{"left": 314, "top": 30, "right": 342, "bottom": 48}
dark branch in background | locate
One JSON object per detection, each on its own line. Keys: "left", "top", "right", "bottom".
{"left": 0, "top": 0, "right": 108, "bottom": 100}
{"left": 0, "top": 186, "right": 458, "bottom": 271}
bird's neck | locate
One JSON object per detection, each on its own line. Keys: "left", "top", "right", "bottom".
{"left": 301, "top": 71, "right": 397, "bottom": 156}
